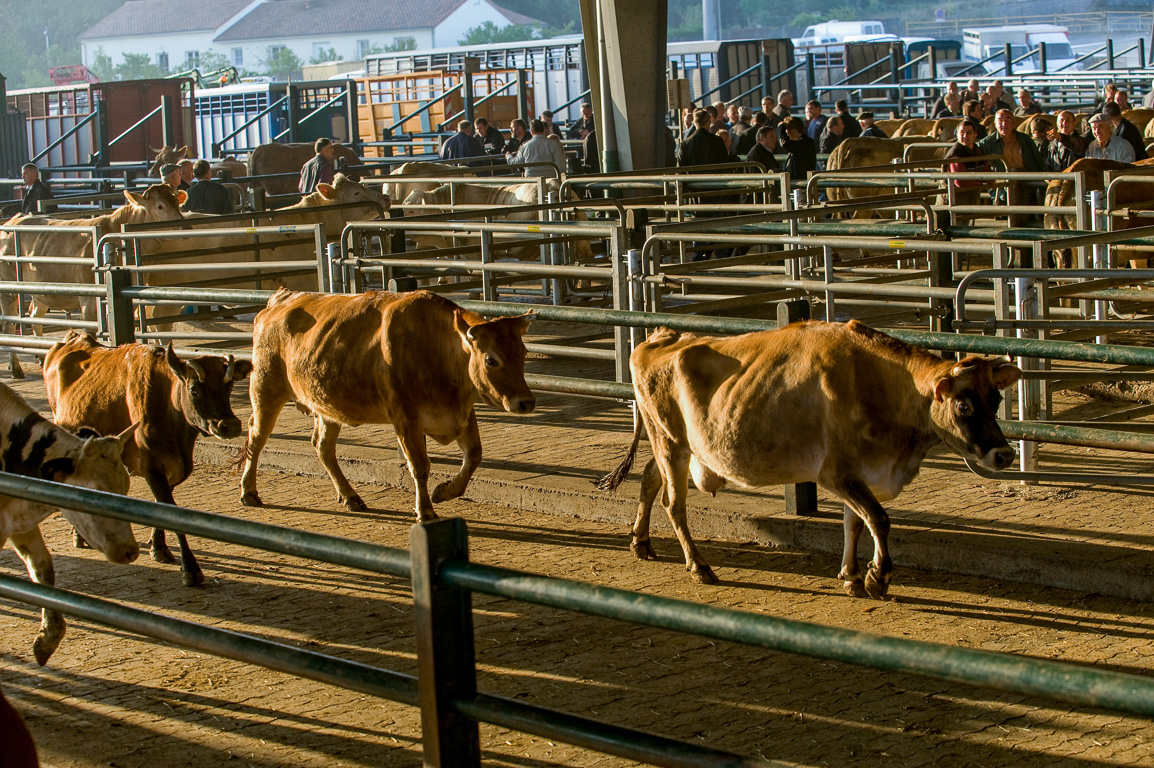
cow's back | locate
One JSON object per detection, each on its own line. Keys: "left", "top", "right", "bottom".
{"left": 254, "top": 290, "right": 471, "bottom": 426}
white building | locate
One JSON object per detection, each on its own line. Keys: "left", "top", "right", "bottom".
{"left": 79, "top": 0, "right": 537, "bottom": 75}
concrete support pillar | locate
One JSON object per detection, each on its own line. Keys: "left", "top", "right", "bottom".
{"left": 578, "top": 0, "right": 668, "bottom": 171}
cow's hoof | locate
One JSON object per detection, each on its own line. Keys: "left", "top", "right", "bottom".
{"left": 240, "top": 491, "right": 263, "bottom": 507}
{"left": 690, "top": 564, "right": 719, "bottom": 585}
{"left": 33, "top": 634, "right": 59, "bottom": 667}
{"left": 843, "top": 579, "right": 868, "bottom": 598}
{"left": 10, "top": 367, "right": 24, "bottom": 381}
{"left": 416, "top": 511, "right": 440, "bottom": 524}
{"left": 151, "top": 544, "right": 176, "bottom": 565}
{"left": 430, "top": 482, "right": 458, "bottom": 503}
{"left": 630, "top": 540, "right": 657, "bottom": 561}
{"left": 865, "top": 568, "right": 889, "bottom": 600}
{"left": 182, "top": 568, "right": 205, "bottom": 588}
{"left": 73, "top": 532, "right": 90, "bottom": 549}
{"left": 343, "top": 494, "right": 367, "bottom": 512}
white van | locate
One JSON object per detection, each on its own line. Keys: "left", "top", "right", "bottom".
{"left": 794, "top": 20, "right": 889, "bottom": 48}
{"left": 961, "top": 25, "right": 1081, "bottom": 73}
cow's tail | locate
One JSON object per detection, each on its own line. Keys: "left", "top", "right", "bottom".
{"left": 595, "top": 413, "right": 646, "bottom": 493}
{"left": 228, "top": 438, "right": 251, "bottom": 475}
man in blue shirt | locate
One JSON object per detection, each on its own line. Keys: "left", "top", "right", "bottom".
{"left": 439, "top": 120, "right": 485, "bottom": 161}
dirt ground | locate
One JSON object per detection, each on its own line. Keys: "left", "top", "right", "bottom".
{"left": 2, "top": 462, "right": 1154, "bottom": 768}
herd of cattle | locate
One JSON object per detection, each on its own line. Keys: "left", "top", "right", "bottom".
{"left": 1, "top": 128, "right": 1100, "bottom": 666}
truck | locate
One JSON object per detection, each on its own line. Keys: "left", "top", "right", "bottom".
{"left": 961, "top": 25, "right": 1081, "bottom": 74}
{"left": 793, "top": 20, "right": 894, "bottom": 48}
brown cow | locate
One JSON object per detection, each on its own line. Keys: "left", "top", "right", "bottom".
{"left": 44, "top": 333, "right": 252, "bottom": 587}
{"left": 823, "top": 138, "right": 905, "bottom": 213}
{"left": 0, "top": 185, "right": 186, "bottom": 378}
{"left": 247, "top": 142, "right": 361, "bottom": 196}
{"left": 0, "top": 381, "right": 138, "bottom": 664}
{"left": 238, "top": 289, "right": 534, "bottom": 521}
{"left": 1043, "top": 157, "right": 1154, "bottom": 267}
{"left": 598, "top": 321, "right": 1020, "bottom": 596}
{"left": 890, "top": 118, "right": 937, "bottom": 138}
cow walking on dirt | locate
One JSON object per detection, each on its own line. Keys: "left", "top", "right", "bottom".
{"left": 44, "top": 333, "right": 252, "bottom": 587}
{"left": 598, "top": 320, "right": 1020, "bottom": 596}
{"left": 0, "top": 381, "right": 138, "bottom": 664}
{"left": 237, "top": 289, "right": 535, "bottom": 521}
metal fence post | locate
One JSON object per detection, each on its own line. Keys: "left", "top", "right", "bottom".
{"left": 105, "top": 268, "right": 135, "bottom": 347}
{"left": 324, "top": 242, "right": 339, "bottom": 294}
{"left": 410, "top": 518, "right": 480, "bottom": 768}
{"left": 516, "top": 70, "right": 529, "bottom": 122}
{"left": 778, "top": 299, "right": 817, "bottom": 516}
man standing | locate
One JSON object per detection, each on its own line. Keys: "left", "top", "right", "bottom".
{"left": 1086, "top": 113, "right": 1136, "bottom": 163}
{"left": 678, "top": 109, "right": 729, "bottom": 167}
{"left": 803, "top": 100, "right": 827, "bottom": 149}
{"left": 730, "top": 108, "right": 753, "bottom": 139}
{"left": 440, "top": 120, "right": 485, "bottom": 161}
{"left": 780, "top": 116, "right": 817, "bottom": 181}
{"left": 507, "top": 118, "right": 567, "bottom": 176}
{"left": 964, "top": 100, "right": 988, "bottom": 140}
{"left": 179, "top": 160, "right": 195, "bottom": 187}
{"left": 183, "top": 160, "right": 234, "bottom": 215}
{"left": 567, "top": 102, "right": 595, "bottom": 140}
{"left": 931, "top": 82, "right": 960, "bottom": 118}
{"left": 978, "top": 109, "right": 1044, "bottom": 225}
{"left": 473, "top": 117, "right": 505, "bottom": 155}
{"left": 1046, "top": 111, "right": 1087, "bottom": 171}
{"left": 833, "top": 100, "right": 860, "bottom": 138}
{"left": 858, "top": 112, "right": 887, "bottom": 138}
{"left": 943, "top": 120, "right": 989, "bottom": 225}
{"left": 298, "top": 138, "right": 336, "bottom": 194}
{"left": 1102, "top": 102, "right": 1147, "bottom": 160}
{"left": 745, "top": 126, "right": 780, "bottom": 171}
{"left": 539, "top": 110, "right": 557, "bottom": 137}
{"left": 1014, "top": 89, "right": 1043, "bottom": 116}
{"left": 505, "top": 119, "right": 529, "bottom": 154}
{"left": 772, "top": 90, "right": 794, "bottom": 124}
{"left": 818, "top": 116, "right": 844, "bottom": 155}
{"left": 19, "top": 164, "right": 53, "bottom": 215}
{"left": 735, "top": 111, "right": 768, "bottom": 156}
{"left": 160, "top": 163, "right": 186, "bottom": 191}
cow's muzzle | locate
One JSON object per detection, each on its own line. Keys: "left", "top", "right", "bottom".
{"left": 508, "top": 394, "right": 536, "bottom": 415}
{"left": 208, "top": 418, "right": 243, "bottom": 440}
{"left": 981, "top": 445, "right": 1016, "bottom": 470}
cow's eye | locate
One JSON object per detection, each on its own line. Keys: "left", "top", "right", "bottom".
{"left": 485, "top": 355, "right": 500, "bottom": 368}
{"left": 955, "top": 399, "right": 973, "bottom": 417}
{"left": 190, "top": 384, "right": 202, "bottom": 397}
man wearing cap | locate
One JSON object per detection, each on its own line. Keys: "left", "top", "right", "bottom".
{"left": 858, "top": 112, "right": 887, "bottom": 138}
{"left": 160, "top": 163, "right": 186, "bottom": 191}
{"left": 183, "top": 160, "right": 234, "bottom": 215}
{"left": 1086, "top": 112, "right": 1136, "bottom": 163}
{"left": 1102, "top": 102, "right": 1147, "bottom": 160}
{"left": 19, "top": 164, "right": 53, "bottom": 215}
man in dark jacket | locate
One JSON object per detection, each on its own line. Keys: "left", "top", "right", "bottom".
{"left": 858, "top": 112, "right": 887, "bottom": 138}
{"left": 1103, "top": 101, "right": 1148, "bottom": 160}
{"left": 298, "top": 137, "right": 336, "bottom": 194}
{"left": 745, "top": 126, "right": 781, "bottom": 171}
{"left": 440, "top": 120, "right": 485, "bottom": 161}
{"left": 819, "top": 116, "right": 845, "bottom": 155}
{"left": 678, "top": 109, "right": 729, "bottom": 167}
{"left": 1046, "top": 110, "right": 1086, "bottom": 171}
{"left": 780, "top": 116, "right": 817, "bottom": 181}
{"left": 735, "top": 111, "right": 768, "bottom": 156}
{"left": 473, "top": 117, "right": 505, "bottom": 155}
{"left": 978, "top": 109, "right": 1044, "bottom": 224}
{"left": 19, "top": 164, "right": 53, "bottom": 215}
{"left": 183, "top": 160, "right": 234, "bottom": 214}
{"left": 833, "top": 100, "right": 860, "bottom": 138}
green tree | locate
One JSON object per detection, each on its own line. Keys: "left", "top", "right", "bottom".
{"left": 261, "top": 47, "right": 303, "bottom": 78}
{"left": 309, "top": 47, "right": 342, "bottom": 65}
{"left": 89, "top": 45, "right": 114, "bottom": 81}
{"left": 385, "top": 37, "right": 417, "bottom": 52}
{"left": 195, "top": 50, "right": 232, "bottom": 73}
{"left": 116, "top": 52, "right": 166, "bottom": 80}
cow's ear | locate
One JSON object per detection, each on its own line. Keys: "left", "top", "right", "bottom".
{"left": 76, "top": 427, "right": 102, "bottom": 439}
{"left": 454, "top": 309, "right": 474, "bottom": 342}
{"left": 124, "top": 190, "right": 144, "bottom": 206}
{"left": 166, "top": 343, "right": 188, "bottom": 379}
{"left": 115, "top": 422, "right": 139, "bottom": 454}
{"left": 316, "top": 183, "right": 336, "bottom": 199}
{"left": 179, "top": 146, "right": 190, "bottom": 158}
{"left": 515, "top": 311, "right": 537, "bottom": 335}
{"left": 992, "top": 362, "right": 1022, "bottom": 390}
{"left": 176, "top": 189, "right": 188, "bottom": 206}
{"left": 933, "top": 375, "right": 954, "bottom": 403}
{"left": 232, "top": 360, "right": 254, "bottom": 381}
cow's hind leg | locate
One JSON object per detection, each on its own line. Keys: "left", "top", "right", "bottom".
{"left": 836, "top": 480, "right": 892, "bottom": 599}
{"left": 239, "top": 365, "right": 289, "bottom": 507}
{"left": 313, "top": 417, "right": 365, "bottom": 512}
{"left": 11, "top": 528, "right": 63, "bottom": 665}
{"left": 431, "top": 410, "right": 482, "bottom": 505}
{"left": 838, "top": 505, "right": 868, "bottom": 598}
{"left": 630, "top": 458, "right": 662, "bottom": 561}
{"left": 657, "top": 447, "right": 717, "bottom": 584}
{"left": 1, "top": 291, "right": 24, "bottom": 379}
{"left": 144, "top": 471, "right": 203, "bottom": 587}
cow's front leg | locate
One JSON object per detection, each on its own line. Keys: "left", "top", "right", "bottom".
{"left": 837, "top": 480, "right": 892, "bottom": 599}
{"left": 431, "top": 410, "right": 481, "bottom": 504}
{"left": 630, "top": 458, "right": 662, "bottom": 561}
{"left": 11, "top": 528, "right": 63, "bottom": 665}
{"left": 838, "top": 504, "right": 867, "bottom": 598}
{"left": 395, "top": 419, "right": 436, "bottom": 523}
{"left": 144, "top": 471, "right": 203, "bottom": 587}
{"left": 313, "top": 417, "right": 365, "bottom": 511}
{"left": 1, "top": 291, "right": 24, "bottom": 379}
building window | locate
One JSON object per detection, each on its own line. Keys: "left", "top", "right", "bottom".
{"left": 231, "top": 48, "right": 243, "bottom": 67}
{"left": 156, "top": 52, "right": 169, "bottom": 71}
{"left": 270, "top": 45, "right": 286, "bottom": 56}
{"left": 357, "top": 39, "right": 370, "bottom": 59}
{"left": 184, "top": 50, "right": 199, "bottom": 68}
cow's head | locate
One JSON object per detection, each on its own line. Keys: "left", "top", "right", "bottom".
{"left": 56, "top": 424, "right": 140, "bottom": 564}
{"left": 454, "top": 309, "right": 536, "bottom": 414}
{"left": 930, "top": 357, "right": 1021, "bottom": 470}
{"left": 165, "top": 345, "right": 253, "bottom": 439}
{"left": 123, "top": 184, "right": 186, "bottom": 223}
{"left": 313, "top": 174, "right": 390, "bottom": 212}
